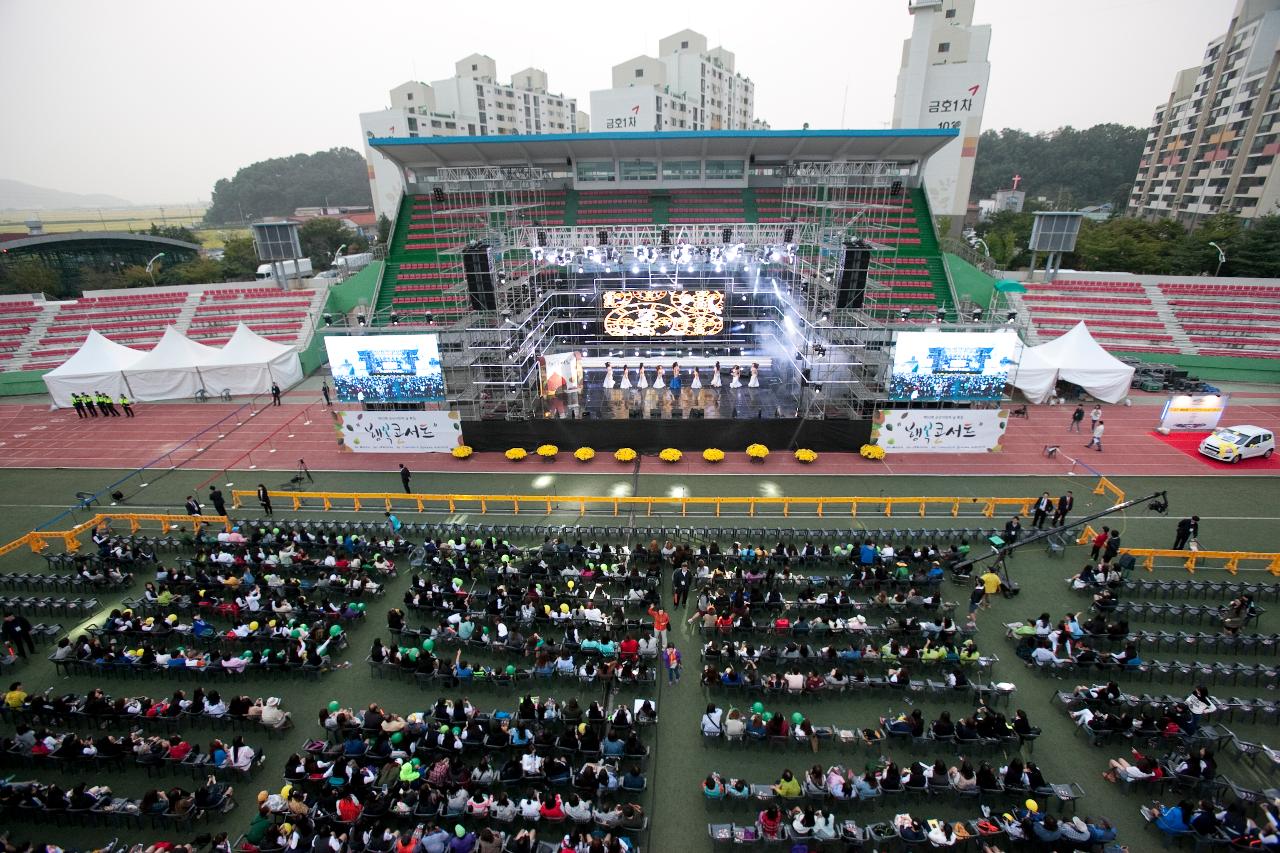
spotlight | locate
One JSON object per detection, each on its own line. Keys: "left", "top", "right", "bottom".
{"left": 936, "top": 309, "right": 946, "bottom": 323}
{"left": 322, "top": 312, "right": 333, "bottom": 326}
{"left": 899, "top": 308, "right": 911, "bottom": 321}
{"left": 356, "top": 311, "right": 366, "bottom": 327}
{"left": 577, "top": 266, "right": 583, "bottom": 274}
{"left": 819, "top": 313, "right": 828, "bottom": 324}
{"left": 971, "top": 307, "right": 983, "bottom": 322}
{"left": 424, "top": 311, "right": 434, "bottom": 325}
{"left": 659, "top": 264, "right": 667, "bottom": 273}
{"left": 389, "top": 311, "right": 400, "bottom": 326}
{"left": 630, "top": 265, "right": 639, "bottom": 274}
{"left": 1006, "top": 310, "right": 1017, "bottom": 323}
{"left": 604, "top": 265, "right": 612, "bottom": 273}
{"left": 532, "top": 246, "right": 546, "bottom": 262}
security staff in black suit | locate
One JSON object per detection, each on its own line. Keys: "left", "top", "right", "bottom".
{"left": 1173, "top": 516, "right": 1200, "bottom": 550}
{"left": 1032, "top": 492, "right": 1053, "bottom": 529}
{"left": 1052, "top": 491, "right": 1074, "bottom": 526}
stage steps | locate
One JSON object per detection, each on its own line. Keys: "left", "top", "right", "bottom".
{"left": 374, "top": 194, "right": 421, "bottom": 318}
{"left": 739, "top": 188, "right": 761, "bottom": 223}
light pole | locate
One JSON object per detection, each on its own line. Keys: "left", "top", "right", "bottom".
{"left": 145, "top": 252, "right": 165, "bottom": 286}
{"left": 332, "top": 243, "right": 347, "bottom": 268}
{"left": 1208, "top": 241, "right": 1226, "bottom": 277}
{"left": 970, "top": 237, "right": 991, "bottom": 259}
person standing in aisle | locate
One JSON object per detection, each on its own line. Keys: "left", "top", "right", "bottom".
{"left": 663, "top": 644, "right": 682, "bottom": 685}
{"left": 1032, "top": 492, "right": 1053, "bottom": 529}
{"left": 399, "top": 463, "right": 412, "bottom": 494}
{"left": 1069, "top": 405, "right": 1085, "bottom": 432}
{"left": 2, "top": 613, "right": 35, "bottom": 658}
{"left": 208, "top": 486, "right": 227, "bottom": 518}
{"left": 647, "top": 605, "right": 670, "bottom": 649}
{"left": 270, "top": 383, "right": 282, "bottom": 406}
{"left": 1086, "top": 420, "right": 1104, "bottom": 451}
{"left": 672, "top": 564, "right": 692, "bottom": 608}
{"left": 321, "top": 381, "right": 332, "bottom": 407}
{"left": 257, "top": 483, "right": 273, "bottom": 516}
{"left": 1173, "top": 516, "right": 1200, "bottom": 550}
{"left": 1052, "top": 491, "right": 1074, "bottom": 526}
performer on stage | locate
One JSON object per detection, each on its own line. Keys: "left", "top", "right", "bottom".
{"left": 669, "top": 363, "right": 682, "bottom": 396}
{"left": 602, "top": 362, "right": 616, "bottom": 390}
{"left": 637, "top": 363, "right": 649, "bottom": 389}
{"left": 748, "top": 362, "right": 760, "bottom": 388}
{"left": 730, "top": 365, "right": 742, "bottom": 389}
{"left": 619, "top": 365, "right": 632, "bottom": 390}
{"left": 654, "top": 364, "right": 666, "bottom": 389}
{"left": 710, "top": 361, "right": 722, "bottom": 388}
{"left": 690, "top": 367, "right": 702, "bottom": 390}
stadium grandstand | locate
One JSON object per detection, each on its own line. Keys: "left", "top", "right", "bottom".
{"left": 0, "top": 231, "right": 201, "bottom": 291}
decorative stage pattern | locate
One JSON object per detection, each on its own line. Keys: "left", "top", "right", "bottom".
{"left": 337, "top": 410, "right": 463, "bottom": 453}
{"left": 872, "top": 408, "right": 1008, "bottom": 453}
{"left": 602, "top": 290, "right": 724, "bottom": 337}
{"left": 324, "top": 333, "right": 446, "bottom": 403}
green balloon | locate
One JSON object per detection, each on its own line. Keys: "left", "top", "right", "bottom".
{"left": 424, "top": 639, "right": 434, "bottom": 652}
{"left": 390, "top": 732, "right": 403, "bottom": 744}
{"left": 290, "top": 629, "right": 301, "bottom": 639}
{"left": 751, "top": 702, "right": 764, "bottom": 714}
{"left": 329, "top": 625, "right": 343, "bottom": 637}
{"left": 356, "top": 602, "right": 366, "bottom": 612}
{"left": 505, "top": 664, "right": 516, "bottom": 675}
{"left": 791, "top": 712, "right": 804, "bottom": 726}
{"left": 328, "top": 701, "right": 340, "bottom": 713}
{"left": 762, "top": 712, "right": 774, "bottom": 722}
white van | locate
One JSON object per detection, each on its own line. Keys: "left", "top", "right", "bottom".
{"left": 1198, "top": 425, "right": 1275, "bottom": 463}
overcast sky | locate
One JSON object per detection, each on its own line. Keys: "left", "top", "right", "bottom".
{"left": 0, "top": 0, "right": 1236, "bottom": 204}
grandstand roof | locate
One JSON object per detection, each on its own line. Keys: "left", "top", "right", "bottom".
{"left": 0, "top": 231, "right": 201, "bottom": 253}
{"left": 370, "top": 128, "right": 958, "bottom": 169}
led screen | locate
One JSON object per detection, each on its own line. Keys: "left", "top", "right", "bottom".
{"left": 325, "top": 334, "right": 445, "bottom": 403}
{"left": 889, "top": 331, "right": 1022, "bottom": 402}
{"left": 602, "top": 290, "right": 724, "bottom": 337}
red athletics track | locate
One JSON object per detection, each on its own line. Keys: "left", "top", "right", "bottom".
{"left": 0, "top": 396, "right": 1277, "bottom": 477}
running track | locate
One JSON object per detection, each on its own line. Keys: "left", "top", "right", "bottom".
{"left": 0, "top": 397, "right": 1277, "bottom": 478}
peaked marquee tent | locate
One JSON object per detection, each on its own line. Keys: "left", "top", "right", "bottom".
{"left": 42, "top": 330, "right": 144, "bottom": 408}
{"left": 1011, "top": 321, "right": 1135, "bottom": 404}
{"left": 41, "top": 324, "right": 303, "bottom": 407}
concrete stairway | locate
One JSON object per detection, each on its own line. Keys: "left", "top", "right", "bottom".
{"left": 1140, "top": 281, "right": 1195, "bottom": 354}
{"left": 172, "top": 292, "right": 203, "bottom": 336}
{"left": 13, "top": 303, "right": 60, "bottom": 368}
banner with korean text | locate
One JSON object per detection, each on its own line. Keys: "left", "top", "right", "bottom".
{"left": 1158, "top": 394, "right": 1229, "bottom": 432}
{"left": 871, "top": 409, "right": 1007, "bottom": 453}
{"left": 338, "top": 410, "right": 463, "bottom": 453}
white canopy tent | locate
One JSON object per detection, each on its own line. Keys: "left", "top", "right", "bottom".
{"left": 123, "top": 327, "right": 223, "bottom": 401}
{"left": 42, "top": 330, "right": 144, "bottom": 408}
{"left": 1012, "top": 322, "right": 1135, "bottom": 404}
{"left": 200, "top": 323, "right": 303, "bottom": 396}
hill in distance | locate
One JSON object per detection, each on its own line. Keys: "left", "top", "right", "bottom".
{"left": 0, "top": 178, "right": 133, "bottom": 210}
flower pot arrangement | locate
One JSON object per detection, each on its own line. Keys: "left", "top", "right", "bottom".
{"left": 536, "top": 444, "right": 559, "bottom": 461}
{"left": 451, "top": 445, "right": 473, "bottom": 460}
{"left": 614, "top": 448, "right": 637, "bottom": 463}
{"left": 573, "top": 447, "right": 595, "bottom": 462}
{"left": 659, "top": 448, "right": 682, "bottom": 463}
{"left": 703, "top": 448, "right": 725, "bottom": 464}
{"left": 505, "top": 447, "right": 528, "bottom": 462}
{"left": 746, "top": 443, "right": 769, "bottom": 462}
{"left": 860, "top": 444, "right": 886, "bottom": 460}
{"left": 794, "top": 448, "right": 818, "bottom": 464}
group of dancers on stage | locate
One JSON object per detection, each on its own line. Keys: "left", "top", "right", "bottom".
{"left": 601, "top": 361, "right": 759, "bottom": 393}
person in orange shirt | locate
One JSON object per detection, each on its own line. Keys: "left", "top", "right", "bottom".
{"left": 647, "top": 605, "right": 670, "bottom": 648}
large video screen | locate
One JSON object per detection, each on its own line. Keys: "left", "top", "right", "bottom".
{"left": 324, "top": 334, "right": 446, "bottom": 403}
{"left": 602, "top": 290, "right": 724, "bottom": 337}
{"left": 889, "top": 331, "right": 1022, "bottom": 402}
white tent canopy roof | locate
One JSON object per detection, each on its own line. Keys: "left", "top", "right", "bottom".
{"left": 206, "top": 323, "right": 297, "bottom": 365}
{"left": 44, "top": 330, "right": 144, "bottom": 376}
{"left": 1013, "top": 322, "right": 1135, "bottom": 404}
{"left": 125, "top": 327, "right": 221, "bottom": 372}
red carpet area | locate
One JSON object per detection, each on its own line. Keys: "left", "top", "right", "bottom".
{"left": 1149, "top": 428, "right": 1280, "bottom": 471}
{"left": 0, "top": 393, "right": 1277, "bottom": 479}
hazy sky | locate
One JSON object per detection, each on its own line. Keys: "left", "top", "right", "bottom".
{"left": 0, "top": 0, "right": 1235, "bottom": 204}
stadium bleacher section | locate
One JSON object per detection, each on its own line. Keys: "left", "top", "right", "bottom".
{"left": 373, "top": 185, "right": 956, "bottom": 323}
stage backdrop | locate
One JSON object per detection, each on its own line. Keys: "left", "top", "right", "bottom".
{"left": 1158, "top": 394, "right": 1229, "bottom": 431}
{"left": 871, "top": 409, "right": 1007, "bottom": 453}
{"left": 539, "top": 351, "right": 583, "bottom": 396}
{"left": 337, "top": 410, "right": 463, "bottom": 453}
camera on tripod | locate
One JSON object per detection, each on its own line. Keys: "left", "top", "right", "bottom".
{"left": 1147, "top": 494, "right": 1169, "bottom": 515}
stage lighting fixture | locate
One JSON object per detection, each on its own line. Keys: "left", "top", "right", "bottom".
{"left": 532, "top": 246, "right": 546, "bottom": 262}
{"left": 356, "top": 311, "right": 366, "bottom": 327}
{"left": 389, "top": 311, "right": 400, "bottom": 325}
{"left": 658, "top": 264, "right": 667, "bottom": 273}
{"left": 425, "top": 311, "right": 434, "bottom": 324}
{"left": 722, "top": 227, "right": 733, "bottom": 243}
{"left": 498, "top": 272, "right": 507, "bottom": 283}
{"left": 1006, "top": 311, "right": 1017, "bottom": 323}
{"left": 936, "top": 309, "right": 946, "bottom": 322}
{"left": 709, "top": 246, "right": 724, "bottom": 263}
{"left": 714, "top": 264, "right": 723, "bottom": 273}
{"left": 819, "top": 313, "right": 828, "bottom": 324}
{"left": 770, "top": 247, "right": 782, "bottom": 262}
{"left": 630, "top": 265, "right": 640, "bottom": 274}
{"left": 577, "top": 266, "right": 584, "bottom": 274}
{"left": 899, "top": 307, "right": 911, "bottom": 319}
{"left": 971, "top": 307, "right": 982, "bottom": 322}
{"left": 604, "top": 266, "right": 612, "bottom": 273}
{"left": 687, "top": 265, "right": 695, "bottom": 273}
{"left": 322, "top": 312, "right": 332, "bottom": 326}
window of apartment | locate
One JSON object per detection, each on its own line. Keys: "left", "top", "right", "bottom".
{"left": 431, "top": 120, "right": 442, "bottom": 128}
{"left": 406, "top": 92, "right": 414, "bottom": 101}
{"left": 635, "top": 68, "right": 644, "bottom": 78}
{"left": 945, "top": 7, "right": 956, "bottom": 17}
{"left": 681, "top": 40, "right": 689, "bottom": 48}
{"left": 479, "top": 112, "right": 487, "bottom": 123}
{"left": 445, "top": 122, "right": 456, "bottom": 129}
{"left": 407, "top": 117, "right": 418, "bottom": 131}
{"left": 662, "top": 160, "right": 701, "bottom": 180}
{"left": 704, "top": 159, "right": 745, "bottom": 180}
{"left": 479, "top": 127, "right": 488, "bottom": 136}
{"left": 620, "top": 160, "right": 658, "bottom": 181}
{"left": 576, "top": 161, "right": 615, "bottom": 182}
{"left": 938, "top": 42, "right": 951, "bottom": 53}
{"left": 476, "top": 84, "right": 484, "bottom": 95}
{"left": 468, "top": 124, "right": 476, "bottom": 134}
{"left": 471, "top": 64, "right": 478, "bottom": 71}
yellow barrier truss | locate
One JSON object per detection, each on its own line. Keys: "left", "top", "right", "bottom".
{"left": 1119, "top": 548, "right": 1280, "bottom": 576}
{"left": 230, "top": 489, "right": 1039, "bottom": 520}
{"left": 1093, "top": 477, "right": 1125, "bottom": 505}
{"left": 0, "top": 514, "right": 229, "bottom": 557}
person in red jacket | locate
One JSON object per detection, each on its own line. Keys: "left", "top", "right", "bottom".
{"left": 1090, "top": 527, "right": 1111, "bottom": 561}
{"left": 336, "top": 792, "right": 362, "bottom": 822}
{"left": 619, "top": 635, "right": 639, "bottom": 662}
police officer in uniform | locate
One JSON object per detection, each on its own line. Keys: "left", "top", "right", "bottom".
{"left": 119, "top": 394, "right": 134, "bottom": 417}
{"left": 71, "top": 393, "right": 86, "bottom": 418}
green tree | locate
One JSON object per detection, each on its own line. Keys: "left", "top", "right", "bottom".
{"left": 78, "top": 267, "right": 127, "bottom": 291}
{"left": 0, "top": 257, "right": 60, "bottom": 295}
{"left": 220, "top": 235, "right": 259, "bottom": 279}
{"left": 1229, "top": 215, "right": 1280, "bottom": 278}
{"left": 161, "top": 258, "right": 225, "bottom": 285}
{"left": 204, "top": 148, "right": 373, "bottom": 224}
{"left": 119, "top": 265, "right": 155, "bottom": 289}
{"left": 299, "top": 218, "right": 367, "bottom": 271}
{"left": 971, "top": 124, "right": 1147, "bottom": 209}
{"left": 147, "top": 223, "right": 198, "bottom": 244}
{"left": 377, "top": 213, "right": 392, "bottom": 244}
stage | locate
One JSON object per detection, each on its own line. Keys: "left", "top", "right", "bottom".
{"left": 546, "top": 365, "right": 802, "bottom": 421}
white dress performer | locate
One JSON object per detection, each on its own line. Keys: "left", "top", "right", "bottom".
{"left": 602, "top": 363, "right": 616, "bottom": 390}
{"left": 690, "top": 369, "right": 702, "bottom": 390}
{"left": 748, "top": 362, "right": 760, "bottom": 388}
{"left": 619, "top": 366, "right": 632, "bottom": 390}
{"left": 730, "top": 366, "right": 742, "bottom": 389}
{"left": 637, "top": 364, "right": 649, "bottom": 389}
{"left": 654, "top": 365, "right": 666, "bottom": 388}
{"left": 710, "top": 362, "right": 722, "bottom": 388}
